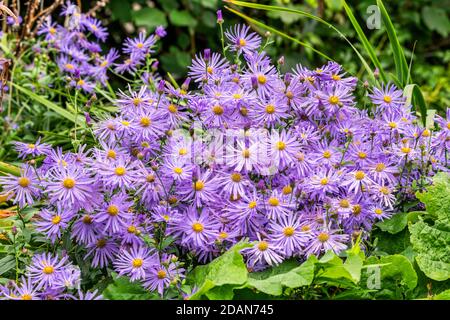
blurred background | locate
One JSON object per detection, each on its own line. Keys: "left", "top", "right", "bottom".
{"left": 77, "top": 0, "right": 449, "bottom": 111}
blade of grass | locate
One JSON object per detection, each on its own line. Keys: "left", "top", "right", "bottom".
{"left": 376, "top": 0, "right": 410, "bottom": 86}
{"left": 404, "top": 84, "right": 427, "bottom": 126}
{"left": 12, "top": 83, "right": 78, "bottom": 124}
{"left": 0, "top": 161, "right": 20, "bottom": 176}
{"left": 225, "top": 1, "right": 377, "bottom": 84}
{"left": 341, "top": 0, "right": 387, "bottom": 83}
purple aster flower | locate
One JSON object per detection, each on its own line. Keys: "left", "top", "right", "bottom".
{"left": 269, "top": 214, "right": 310, "bottom": 257}
{"left": 243, "top": 236, "right": 284, "bottom": 270}
{"left": 369, "top": 83, "right": 405, "bottom": 111}
{"left": 97, "top": 157, "right": 139, "bottom": 190}
{"left": 14, "top": 137, "right": 51, "bottom": 159}
{"left": 225, "top": 24, "right": 261, "bottom": 55}
{"left": 71, "top": 213, "right": 102, "bottom": 245}
{"left": 2, "top": 277, "right": 40, "bottom": 300}
{"left": 96, "top": 192, "right": 133, "bottom": 234}
{"left": 155, "top": 26, "right": 167, "bottom": 38}
{"left": 305, "top": 226, "right": 349, "bottom": 256}
{"left": 26, "top": 253, "right": 70, "bottom": 290}
{"left": 143, "top": 259, "right": 178, "bottom": 297}
{"left": 114, "top": 245, "right": 155, "bottom": 281}
{"left": 188, "top": 51, "right": 229, "bottom": 84}
{"left": 85, "top": 237, "right": 119, "bottom": 268}
{"left": 123, "top": 32, "right": 156, "bottom": 56}
{"left": 37, "top": 18, "right": 59, "bottom": 41}
{"left": 0, "top": 165, "right": 40, "bottom": 208}
{"left": 35, "top": 208, "right": 74, "bottom": 243}
{"left": 81, "top": 16, "right": 108, "bottom": 41}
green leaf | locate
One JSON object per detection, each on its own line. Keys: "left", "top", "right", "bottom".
{"left": 415, "top": 172, "right": 450, "bottom": 219}
{"left": 344, "top": 243, "right": 365, "bottom": 283}
{"left": 0, "top": 255, "right": 15, "bottom": 276}
{"left": 133, "top": 8, "right": 168, "bottom": 30}
{"left": 0, "top": 161, "right": 21, "bottom": 177}
{"left": 109, "top": 0, "right": 132, "bottom": 22}
{"left": 157, "top": 0, "right": 180, "bottom": 12}
{"left": 247, "top": 257, "right": 315, "bottom": 296}
{"left": 403, "top": 84, "right": 427, "bottom": 126}
{"left": 422, "top": 6, "right": 450, "bottom": 37}
{"left": 376, "top": 0, "right": 410, "bottom": 86}
{"left": 12, "top": 83, "right": 78, "bottom": 124}
{"left": 376, "top": 212, "right": 409, "bottom": 234}
{"left": 342, "top": 0, "right": 387, "bottom": 83}
{"left": 188, "top": 241, "right": 252, "bottom": 300}
{"left": 379, "top": 255, "right": 418, "bottom": 290}
{"left": 102, "top": 274, "right": 155, "bottom": 300}
{"left": 434, "top": 289, "right": 450, "bottom": 300}
{"left": 169, "top": 10, "right": 198, "bottom": 27}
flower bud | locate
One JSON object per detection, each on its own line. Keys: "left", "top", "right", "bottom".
{"left": 217, "top": 10, "right": 224, "bottom": 24}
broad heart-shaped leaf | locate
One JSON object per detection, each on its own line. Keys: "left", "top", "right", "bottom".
{"left": 102, "top": 273, "right": 156, "bottom": 300}
{"left": 133, "top": 8, "right": 167, "bottom": 30}
{"left": 169, "top": 10, "right": 198, "bottom": 27}
{"left": 246, "top": 257, "right": 316, "bottom": 296}
{"left": 376, "top": 212, "right": 409, "bottom": 234}
{"left": 188, "top": 241, "right": 252, "bottom": 300}
{"left": 415, "top": 172, "right": 450, "bottom": 219}
{"left": 434, "top": 289, "right": 450, "bottom": 300}
{"left": 409, "top": 220, "right": 450, "bottom": 281}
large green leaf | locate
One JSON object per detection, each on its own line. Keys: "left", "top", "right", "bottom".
{"left": 133, "top": 8, "right": 168, "bottom": 30}
{"left": 422, "top": 6, "right": 450, "bottom": 37}
{"left": 102, "top": 274, "right": 155, "bottom": 300}
{"left": 247, "top": 257, "right": 315, "bottom": 296}
{"left": 188, "top": 241, "right": 252, "bottom": 300}
{"left": 415, "top": 172, "right": 450, "bottom": 219}
{"left": 169, "top": 11, "right": 198, "bottom": 28}
{"left": 376, "top": 212, "right": 409, "bottom": 234}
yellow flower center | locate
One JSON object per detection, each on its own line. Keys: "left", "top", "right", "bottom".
{"left": 352, "top": 204, "right": 362, "bottom": 215}
{"left": 121, "top": 121, "right": 130, "bottom": 126}
{"left": 106, "top": 149, "right": 116, "bottom": 159}
{"left": 21, "top": 294, "right": 32, "bottom": 300}
{"left": 240, "top": 107, "right": 248, "bottom": 116}
{"left": 323, "top": 150, "right": 331, "bottom": 159}
{"left": 132, "top": 98, "right": 142, "bottom": 106}
{"left": 127, "top": 225, "right": 137, "bottom": 233}
{"left": 355, "top": 171, "right": 365, "bottom": 180}
{"left": 328, "top": 95, "right": 340, "bottom": 105}
{"left": 18, "top": 177, "right": 30, "bottom": 187}
{"left": 207, "top": 66, "right": 214, "bottom": 74}
{"left": 380, "top": 186, "right": 390, "bottom": 195}
{"left": 422, "top": 129, "right": 430, "bottom": 137}
{"left": 375, "top": 163, "right": 386, "bottom": 172}
{"left": 65, "top": 63, "right": 74, "bottom": 70}
{"left": 257, "top": 74, "right": 267, "bottom": 85}
{"left": 296, "top": 152, "right": 305, "bottom": 161}
{"left": 276, "top": 141, "right": 286, "bottom": 151}
{"left": 163, "top": 214, "right": 170, "bottom": 221}
{"left": 107, "top": 205, "right": 119, "bottom": 216}
{"left": 136, "top": 43, "right": 144, "bottom": 49}
{"left": 43, "top": 266, "right": 54, "bottom": 274}
{"left": 194, "top": 180, "right": 205, "bottom": 191}
{"left": 401, "top": 147, "right": 411, "bottom": 154}
{"left": 301, "top": 225, "right": 311, "bottom": 232}
{"left": 374, "top": 208, "right": 383, "bottom": 215}
{"left": 332, "top": 74, "right": 341, "bottom": 81}
{"left": 238, "top": 38, "right": 247, "bottom": 47}
{"left": 28, "top": 144, "right": 36, "bottom": 149}
{"left": 178, "top": 148, "right": 188, "bottom": 155}
{"left": 282, "top": 185, "right": 292, "bottom": 195}
{"left": 233, "top": 93, "right": 243, "bottom": 99}
{"left": 96, "top": 239, "right": 107, "bottom": 248}
{"left": 51, "top": 215, "right": 62, "bottom": 225}
{"left": 339, "top": 199, "right": 350, "bottom": 208}
{"left": 100, "top": 60, "right": 108, "bottom": 67}
{"left": 173, "top": 167, "right": 183, "bottom": 175}
{"left": 358, "top": 151, "right": 367, "bottom": 159}
{"left": 446, "top": 122, "right": 450, "bottom": 130}
{"left": 115, "top": 166, "right": 126, "bottom": 176}
{"left": 77, "top": 79, "right": 85, "bottom": 86}
{"left": 82, "top": 215, "right": 93, "bottom": 224}
{"left": 212, "top": 105, "right": 224, "bottom": 115}
{"left": 192, "top": 222, "right": 204, "bottom": 233}
{"left": 157, "top": 270, "right": 167, "bottom": 279}
{"left": 242, "top": 149, "right": 251, "bottom": 158}
{"left": 168, "top": 104, "right": 178, "bottom": 113}
{"left": 318, "top": 232, "right": 329, "bottom": 242}
{"left": 146, "top": 174, "right": 155, "bottom": 182}
{"left": 320, "top": 178, "right": 329, "bottom": 185}
{"left": 231, "top": 173, "right": 242, "bottom": 182}
{"left": 132, "top": 258, "right": 143, "bottom": 268}
{"left": 266, "top": 104, "right": 276, "bottom": 114}
{"left": 257, "top": 241, "right": 268, "bottom": 251}
{"left": 283, "top": 226, "right": 295, "bottom": 237}
{"left": 63, "top": 178, "right": 75, "bottom": 189}
{"left": 49, "top": 27, "right": 56, "bottom": 35}
{"left": 248, "top": 201, "right": 257, "bottom": 209}
{"left": 140, "top": 117, "right": 151, "bottom": 127}
{"left": 219, "top": 231, "right": 228, "bottom": 239}
{"left": 268, "top": 197, "right": 279, "bottom": 206}
{"left": 388, "top": 122, "right": 397, "bottom": 129}
{"left": 286, "top": 91, "right": 294, "bottom": 99}
{"left": 383, "top": 95, "right": 392, "bottom": 103}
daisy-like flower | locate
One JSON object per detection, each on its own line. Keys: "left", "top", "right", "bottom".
{"left": 144, "top": 256, "right": 182, "bottom": 297}
{"left": 318, "top": 84, "right": 355, "bottom": 116}
{"left": 269, "top": 130, "right": 300, "bottom": 168}
{"left": 188, "top": 50, "right": 229, "bottom": 84}
{"left": 37, "top": 18, "right": 59, "bottom": 41}
{"left": 366, "top": 158, "right": 398, "bottom": 185}
{"left": 117, "top": 85, "right": 155, "bottom": 111}
{"left": 308, "top": 169, "right": 340, "bottom": 198}
{"left": 265, "top": 189, "right": 294, "bottom": 220}
{"left": 342, "top": 170, "right": 373, "bottom": 195}
{"left": 305, "top": 227, "right": 349, "bottom": 256}
{"left": 14, "top": 137, "right": 51, "bottom": 159}
{"left": 371, "top": 184, "right": 396, "bottom": 208}
{"left": 85, "top": 237, "right": 119, "bottom": 268}
{"left": 35, "top": 208, "right": 74, "bottom": 243}
{"left": 172, "top": 207, "right": 221, "bottom": 248}
{"left": 45, "top": 166, "right": 95, "bottom": 209}
{"left": 131, "top": 108, "right": 166, "bottom": 142}
{"left": 114, "top": 246, "right": 155, "bottom": 281}
{"left": 369, "top": 83, "right": 405, "bottom": 111}
{"left": 217, "top": 170, "right": 250, "bottom": 199}
{"left": 269, "top": 215, "right": 309, "bottom": 257}
{"left": 123, "top": 32, "right": 157, "bottom": 56}
{"left": 81, "top": 16, "right": 108, "bottom": 41}
{"left": 163, "top": 158, "right": 193, "bottom": 182}
{"left": 394, "top": 140, "right": 417, "bottom": 159}
{"left": 26, "top": 253, "right": 70, "bottom": 290}
{"left": 226, "top": 139, "right": 260, "bottom": 172}
{"left": 0, "top": 165, "right": 40, "bottom": 208}
{"left": 182, "top": 170, "right": 219, "bottom": 207}
{"left": 96, "top": 192, "right": 133, "bottom": 234}
{"left": 244, "top": 51, "right": 279, "bottom": 98}
{"left": 369, "top": 205, "right": 393, "bottom": 220}
{"left": 225, "top": 24, "right": 261, "bottom": 55}
{"left": 243, "top": 236, "right": 283, "bottom": 269}
{"left": 3, "top": 277, "right": 40, "bottom": 300}
{"left": 114, "top": 53, "right": 145, "bottom": 74}
{"left": 71, "top": 213, "right": 102, "bottom": 245}
{"left": 252, "top": 96, "right": 289, "bottom": 127}
{"left": 97, "top": 157, "right": 138, "bottom": 190}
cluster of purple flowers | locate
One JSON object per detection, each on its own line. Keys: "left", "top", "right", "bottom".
{"left": 35, "top": 1, "right": 166, "bottom": 92}
{"left": 1, "top": 21, "right": 449, "bottom": 299}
